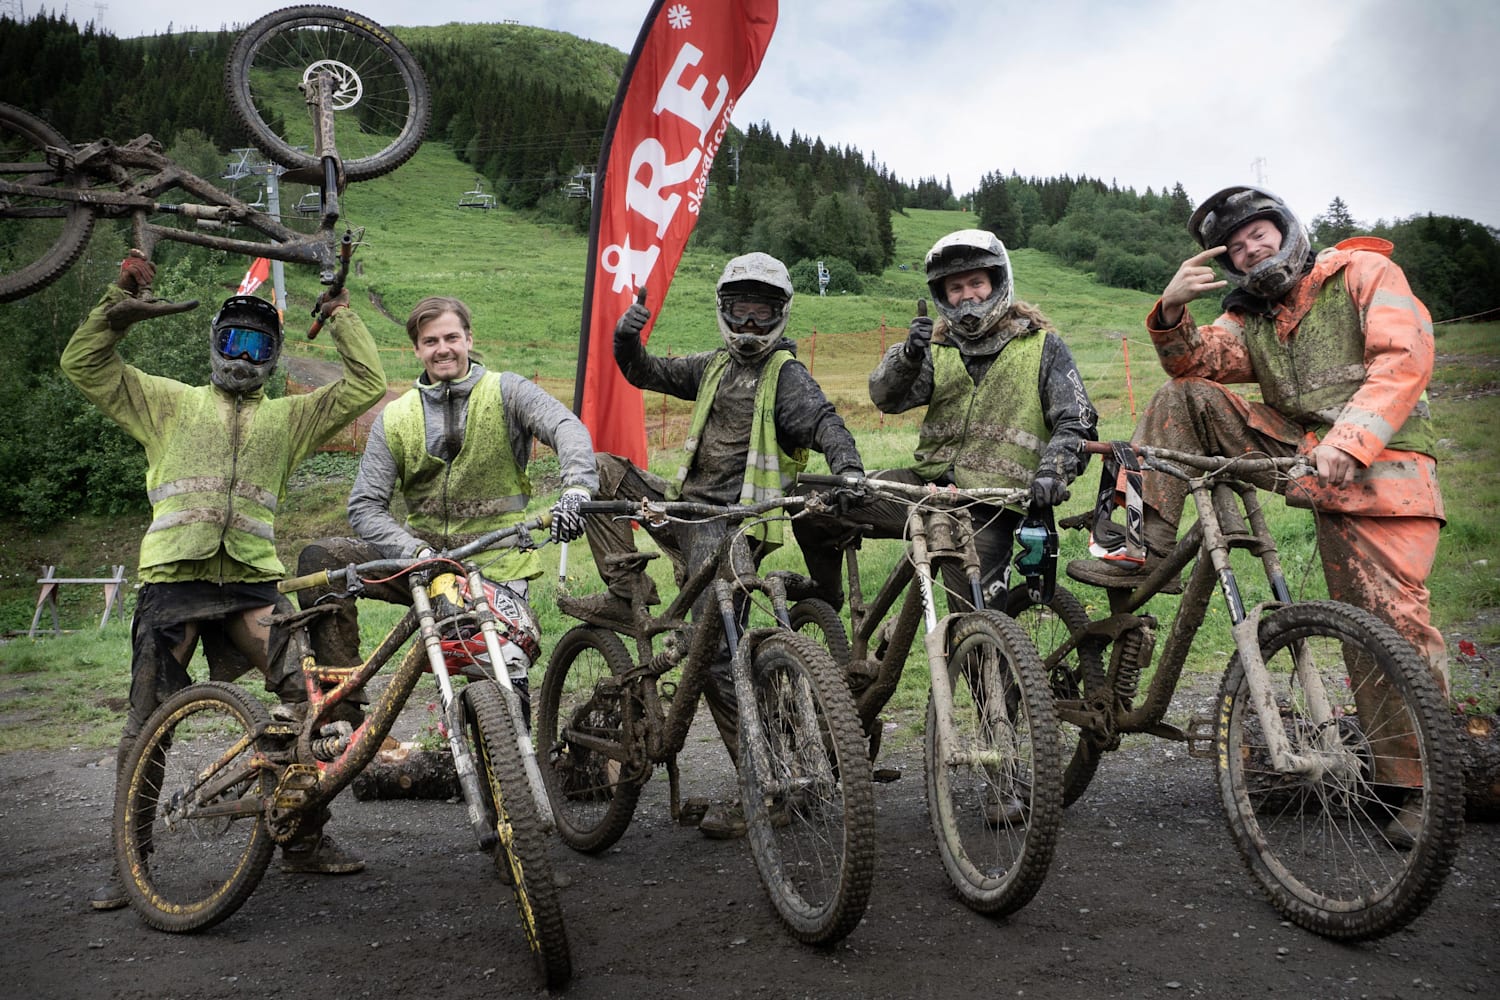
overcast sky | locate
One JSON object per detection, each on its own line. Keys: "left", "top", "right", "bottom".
{"left": 81, "top": 0, "right": 1500, "bottom": 229}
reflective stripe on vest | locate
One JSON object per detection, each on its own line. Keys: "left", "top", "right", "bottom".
{"left": 138, "top": 387, "right": 287, "bottom": 575}
{"left": 672, "top": 350, "right": 807, "bottom": 548}
{"left": 913, "top": 332, "right": 1047, "bottom": 489}
{"left": 384, "top": 372, "right": 540, "bottom": 579}
{"left": 1241, "top": 271, "right": 1435, "bottom": 456}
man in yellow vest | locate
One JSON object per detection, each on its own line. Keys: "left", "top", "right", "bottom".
{"left": 569, "top": 252, "right": 865, "bottom": 838}
{"left": 866, "top": 229, "right": 1098, "bottom": 609}
{"left": 63, "top": 252, "right": 388, "bottom": 910}
{"left": 1068, "top": 186, "right": 1446, "bottom": 847}
{"left": 294, "top": 296, "right": 599, "bottom": 726}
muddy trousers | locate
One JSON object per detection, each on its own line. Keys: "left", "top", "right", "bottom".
{"left": 586, "top": 453, "right": 803, "bottom": 765}
{"left": 1128, "top": 378, "right": 1447, "bottom": 786}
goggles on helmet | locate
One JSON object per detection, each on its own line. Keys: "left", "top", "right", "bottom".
{"left": 721, "top": 294, "right": 784, "bottom": 329}
{"left": 215, "top": 326, "right": 277, "bottom": 363}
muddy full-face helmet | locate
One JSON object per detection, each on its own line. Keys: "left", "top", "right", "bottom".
{"left": 210, "top": 294, "right": 283, "bottom": 394}
{"left": 924, "top": 229, "right": 1014, "bottom": 351}
{"left": 715, "top": 252, "right": 793, "bottom": 364}
{"left": 1188, "top": 185, "right": 1311, "bottom": 301}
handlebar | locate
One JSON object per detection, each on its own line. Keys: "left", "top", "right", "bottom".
{"left": 795, "top": 472, "right": 1029, "bottom": 507}
{"left": 579, "top": 496, "right": 806, "bottom": 523}
{"left": 277, "top": 514, "right": 550, "bottom": 594}
{"left": 1083, "top": 441, "right": 1313, "bottom": 479}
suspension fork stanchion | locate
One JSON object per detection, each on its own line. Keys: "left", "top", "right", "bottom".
{"left": 1237, "top": 486, "right": 1340, "bottom": 750}
{"left": 466, "top": 565, "right": 556, "bottom": 830}
{"left": 1193, "top": 478, "right": 1318, "bottom": 776}
{"left": 410, "top": 581, "right": 498, "bottom": 849}
{"left": 911, "top": 515, "right": 961, "bottom": 762}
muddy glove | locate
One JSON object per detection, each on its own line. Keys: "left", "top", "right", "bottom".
{"left": 903, "top": 298, "right": 932, "bottom": 361}
{"left": 614, "top": 287, "right": 651, "bottom": 349}
{"left": 116, "top": 249, "right": 155, "bottom": 295}
{"left": 1029, "top": 474, "right": 1069, "bottom": 509}
{"left": 313, "top": 286, "right": 350, "bottom": 321}
{"left": 549, "top": 488, "right": 590, "bottom": 543}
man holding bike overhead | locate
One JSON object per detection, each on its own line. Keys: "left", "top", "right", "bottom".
{"left": 860, "top": 229, "right": 1098, "bottom": 610}
{"left": 294, "top": 295, "right": 598, "bottom": 726}
{"left": 63, "top": 252, "right": 388, "bottom": 910}
{"left": 572, "top": 252, "right": 865, "bottom": 838}
{"left": 1069, "top": 186, "right": 1447, "bottom": 847}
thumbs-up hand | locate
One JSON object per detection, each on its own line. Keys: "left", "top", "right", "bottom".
{"left": 904, "top": 298, "right": 933, "bottom": 361}
{"left": 615, "top": 286, "right": 651, "bottom": 346}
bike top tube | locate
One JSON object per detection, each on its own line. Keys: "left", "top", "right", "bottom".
{"left": 275, "top": 514, "right": 551, "bottom": 595}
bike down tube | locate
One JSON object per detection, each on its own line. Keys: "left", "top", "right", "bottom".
{"left": 410, "top": 579, "right": 499, "bottom": 849}
{"left": 466, "top": 564, "right": 556, "bottom": 831}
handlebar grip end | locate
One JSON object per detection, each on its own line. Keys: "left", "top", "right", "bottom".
{"left": 277, "top": 569, "right": 332, "bottom": 594}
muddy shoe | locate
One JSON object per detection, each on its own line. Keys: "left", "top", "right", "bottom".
{"left": 560, "top": 592, "right": 636, "bottom": 629}
{"left": 1383, "top": 794, "right": 1423, "bottom": 851}
{"left": 1067, "top": 557, "right": 1183, "bottom": 595}
{"left": 698, "top": 800, "right": 748, "bottom": 840}
{"left": 984, "top": 789, "right": 1028, "bottom": 828}
{"left": 281, "top": 834, "right": 366, "bottom": 874}
{"left": 89, "top": 871, "right": 128, "bottom": 911}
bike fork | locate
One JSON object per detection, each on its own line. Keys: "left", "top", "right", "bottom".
{"left": 410, "top": 586, "right": 501, "bottom": 850}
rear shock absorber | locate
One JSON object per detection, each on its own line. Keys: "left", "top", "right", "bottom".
{"left": 1110, "top": 620, "right": 1156, "bottom": 710}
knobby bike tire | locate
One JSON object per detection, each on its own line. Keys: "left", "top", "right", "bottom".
{"left": 925, "top": 610, "right": 1063, "bottom": 915}
{"left": 788, "top": 598, "right": 851, "bottom": 667}
{"left": 464, "top": 680, "right": 572, "bottom": 989}
{"left": 1215, "top": 600, "right": 1463, "bottom": 940}
{"left": 537, "top": 626, "right": 644, "bottom": 852}
{"left": 0, "top": 102, "right": 95, "bottom": 302}
{"left": 114, "top": 681, "right": 276, "bottom": 933}
{"left": 735, "top": 630, "right": 876, "bottom": 944}
{"left": 1005, "top": 584, "right": 1107, "bottom": 806}
{"left": 225, "top": 6, "right": 430, "bottom": 182}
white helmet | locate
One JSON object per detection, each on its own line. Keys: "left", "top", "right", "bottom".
{"left": 1188, "top": 185, "right": 1311, "bottom": 301}
{"left": 925, "top": 229, "right": 1014, "bottom": 352}
{"left": 715, "top": 252, "right": 793, "bottom": 363}
{"left": 209, "top": 294, "right": 283, "bottom": 394}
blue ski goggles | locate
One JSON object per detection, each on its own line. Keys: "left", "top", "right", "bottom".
{"left": 215, "top": 326, "right": 277, "bottom": 363}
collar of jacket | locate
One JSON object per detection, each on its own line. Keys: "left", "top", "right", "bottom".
{"left": 416, "top": 362, "right": 486, "bottom": 398}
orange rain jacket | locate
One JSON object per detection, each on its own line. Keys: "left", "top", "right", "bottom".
{"left": 1145, "top": 237, "right": 1443, "bottom": 521}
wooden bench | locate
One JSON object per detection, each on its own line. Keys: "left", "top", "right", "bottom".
{"left": 29, "top": 565, "right": 129, "bottom": 637}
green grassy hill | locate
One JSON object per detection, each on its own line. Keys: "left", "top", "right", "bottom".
{"left": 1, "top": 115, "right": 1496, "bottom": 751}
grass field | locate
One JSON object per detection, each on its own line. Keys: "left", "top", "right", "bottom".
{"left": 1, "top": 156, "right": 1495, "bottom": 751}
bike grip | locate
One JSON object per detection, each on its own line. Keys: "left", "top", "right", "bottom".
{"left": 1083, "top": 441, "right": 1115, "bottom": 455}
{"left": 579, "top": 500, "right": 637, "bottom": 515}
{"left": 277, "top": 569, "right": 333, "bottom": 594}
{"left": 795, "top": 472, "right": 862, "bottom": 488}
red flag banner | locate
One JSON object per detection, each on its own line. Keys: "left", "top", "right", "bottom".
{"left": 237, "top": 257, "right": 271, "bottom": 295}
{"left": 575, "top": 0, "right": 779, "bottom": 465}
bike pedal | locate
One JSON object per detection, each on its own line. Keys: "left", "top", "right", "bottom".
{"left": 1186, "top": 713, "right": 1219, "bottom": 759}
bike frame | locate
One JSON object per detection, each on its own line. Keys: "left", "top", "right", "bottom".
{"left": 2, "top": 67, "right": 349, "bottom": 283}
{"left": 1054, "top": 445, "right": 1345, "bottom": 778}
{"left": 273, "top": 519, "right": 553, "bottom": 844}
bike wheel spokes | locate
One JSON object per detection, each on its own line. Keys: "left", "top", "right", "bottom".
{"left": 1217, "top": 601, "right": 1463, "bottom": 940}
{"left": 926, "top": 611, "right": 1062, "bottom": 915}
{"left": 226, "top": 7, "right": 430, "bottom": 182}
{"left": 738, "top": 632, "right": 874, "bottom": 945}
{"left": 115, "top": 682, "right": 276, "bottom": 933}
{"left": 536, "top": 627, "right": 642, "bottom": 852}
{"left": 0, "top": 103, "right": 95, "bottom": 302}
{"left": 464, "top": 681, "right": 572, "bottom": 989}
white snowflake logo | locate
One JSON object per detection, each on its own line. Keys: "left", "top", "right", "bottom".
{"left": 666, "top": 3, "right": 693, "bottom": 29}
